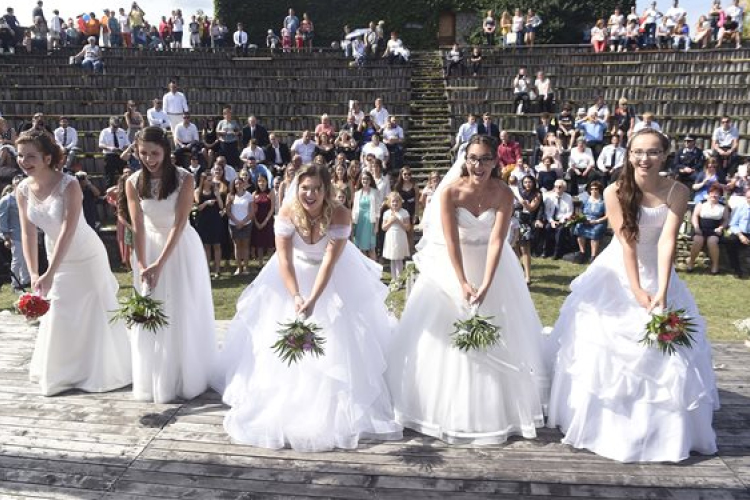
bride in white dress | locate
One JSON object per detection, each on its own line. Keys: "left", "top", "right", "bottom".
{"left": 386, "top": 135, "right": 549, "bottom": 445}
{"left": 126, "top": 127, "right": 216, "bottom": 403}
{"left": 213, "top": 164, "right": 402, "bottom": 452}
{"left": 546, "top": 129, "right": 719, "bottom": 462}
{"left": 15, "top": 131, "right": 131, "bottom": 396}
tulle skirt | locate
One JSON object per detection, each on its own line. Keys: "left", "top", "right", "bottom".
{"left": 213, "top": 242, "right": 402, "bottom": 452}
{"left": 546, "top": 243, "right": 719, "bottom": 462}
{"left": 386, "top": 240, "right": 550, "bottom": 445}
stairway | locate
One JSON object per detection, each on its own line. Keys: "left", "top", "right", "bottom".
{"left": 405, "top": 51, "right": 453, "bottom": 184}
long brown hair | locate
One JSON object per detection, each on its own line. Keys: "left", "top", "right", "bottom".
{"left": 136, "top": 127, "right": 178, "bottom": 200}
{"left": 461, "top": 134, "right": 499, "bottom": 178}
{"left": 616, "top": 129, "right": 670, "bottom": 242}
{"left": 15, "top": 129, "right": 63, "bottom": 168}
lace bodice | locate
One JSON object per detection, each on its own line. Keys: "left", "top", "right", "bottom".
{"left": 128, "top": 168, "right": 191, "bottom": 232}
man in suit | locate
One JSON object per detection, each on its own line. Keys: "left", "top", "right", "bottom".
{"left": 476, "top": 112, "right": 500, "bottom": 140}
{"left": 671, "top": 134, "right": 705, "bottom": 186}
{"left": 726, "top": 188, "right": 750, "bottom": 278}
{"left": 241, "top": 115, "right": 269, "bottom": 148}
{"left": 263, "top": 133, "right": 291, "bottom": 175}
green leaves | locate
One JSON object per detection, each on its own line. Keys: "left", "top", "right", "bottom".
{"left": 110, "top": 291, "right": 169, "bottom": 334}
{"left": 639, "top": 307, "right": 696, "bottom": 356}
{"left": 564, "top": 212, "right": 588, "bottom": 229}
{"left": 451, "top": 313, "right": 501, "bottom": 352}
{"left": 272, "top": 319, "right": 326, "bottom": 366}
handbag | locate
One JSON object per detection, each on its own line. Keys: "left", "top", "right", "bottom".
{"left": 506, "top": 32, "right": 517, "bottom": 44}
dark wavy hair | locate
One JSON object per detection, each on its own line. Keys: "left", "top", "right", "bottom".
{"left": 616, "top": 129, "right": 671, "bottom": 242}
{"left": 136, "top": 126, "right": 178, "bottom": 200}
{"left": 15, "top": 129, "right": 63, "bottom": 169}
{"left": 461, "top": 134, "right": 500, "bottom": 178}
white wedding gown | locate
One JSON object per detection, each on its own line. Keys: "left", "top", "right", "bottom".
{"left": 213, "top": 218, "right": 402, "bottom": 452}
{"left": 19, "top": 174, "right": 132, "bottom": 396}
{"left": 546, "top": 204, "right": 719, "bottom": 462}
{"left": 128, "top": 168, "right": 216, "bottom": 403}
{"left": 386, "top": 207, "right": 550, "bottom": 445}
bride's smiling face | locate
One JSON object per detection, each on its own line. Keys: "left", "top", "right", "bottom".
{"left": 465, "top": 142, "right": 495, "bottom": 182}
{"left": 138, "top": 141, "right": 166, "bottom": 174}
{"left": 298, "top": 175, "right": 325, "bottom": 214}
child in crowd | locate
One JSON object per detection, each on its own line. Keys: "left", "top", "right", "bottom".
{"left": 381, "top": 192, "right": 410, "bottom": 282}
{"left": 295, "top": 31, "right": 304, "bottom": 52}
{"left": 281, "top": 28, "right": 291, "bottom": 52}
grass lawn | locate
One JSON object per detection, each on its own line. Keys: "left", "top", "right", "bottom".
{"left": 0, "top": 258, "right": 746, "bottom": 342}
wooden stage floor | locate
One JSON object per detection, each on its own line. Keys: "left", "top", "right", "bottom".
{"left": 1, "top": 314, "right": 749, "bottom": 500}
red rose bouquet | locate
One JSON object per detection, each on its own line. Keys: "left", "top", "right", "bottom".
{"left": 15, "top": 293, "right": 50, "bottom": 320}
{"left": 640, "top": 306, "right": 696, "bottom": 356}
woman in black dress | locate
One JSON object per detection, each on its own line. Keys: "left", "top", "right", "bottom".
{"left": 251, "top": 174, "right": 275, "bottom": 265}
{"left": 202, "top": 117, "right": 220, "bottom": 167}
{"left": 393, "top": 167, "right": 419, "bottom": 251}
{"left": 514, "top": 175, "right": 544, "bottom": 283}
{"left": 194, "top": 173, "right": 224, "bottom": 278}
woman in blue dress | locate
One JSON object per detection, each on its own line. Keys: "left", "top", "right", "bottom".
{"left": 352, "top": 171, "right": 380, "bottom": 260}
{"left": 573, "top": 180, "right": 608, "bottom": 262}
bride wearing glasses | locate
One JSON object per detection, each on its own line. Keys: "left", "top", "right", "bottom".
{"left": 386, "top": 134, "right": 549, "bottom": 444}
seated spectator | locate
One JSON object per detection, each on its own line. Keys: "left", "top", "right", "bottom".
{"left": 233, "top": 23, "right": 248, "bottom": 56}
{"left": 727, "top": 162, "right": 749, "bottom": 209}
{"left": 348, "top": 100, "right": 365, "bottom": 126}
{"left": 0, "top": 175, "right": 30, "bottom": 291}
{"left": 360, "top": 134, "right": 389, "bottom": 166}
{"left": 477, "top": 112, "right": 500, "bottom": 139}
{"left": 174, "top": 113, "right": 201, "bottom": 167}
{"left": 314, "top": 132, "right": 336, "bottom": 165}
{"left": 573, "top": 181, "right": 608, "bottom": 262}
{"left": 446, "top": 43, "right": 463, "bottom": 77}
{"left": 53, "top": 116, "right": 81, "bottom": 171}
{"left": 611, "top": 97, "right": 636, "bottom": 147}
{"left": 656, "top": 17, "right": 672, "bottom": 49}
{"left": 469, "top": 46, "right": 482, "bottom": 77}
{"left": 716, "top": 15, "right": 741, "bottom": 49}
{"left": 217, "top": 105, "right": 242, "bottom": 168}
{"left": 513, "top": 175, "right": 544, "bottom": 282}
{"left": 242, "top": 156, "right": 273, "bottom": 187}
{"left": 370, "top": 98, "right": 390, "bottom": 132}
{"left": 351, "top": 35, "right": 366, "bottom": 67}
{"left": 533, "top": 114, "right": 558, "bottom": 166}
{"left": 693, "top": 15, "right": 711, "bottom": 48}
{"left": 556, "top": 105, "right": 576, "bottom": 150}
{"left": 712, "top": 115, "right": 739, "bottom": 174}
{"left": 591, "top": 19, "right": 607, "bottom": 53}
{"left": 497, "top": 130, "right": 522, "bottom": 173}
{"left": 240, "top": 139, "right": 266, "bottom": 164}
{"left": 576, "top": 110, "right": 607, "bottom": 160}
{"left": 672, "top": 134, "right": 704, "bottom": 186}
{"left": 512, "top": 67, "right": 531, "bottom": 115}
{"left": 542, "top": 180, "right": 574, "bottom": 259}
{"left": 725, "top": 188, "right": 750, "bottom": 278}
{"left": 539, "top": 132, "right": 564, "bottom": 173}
{"left": 692, "top": 156, "right": 726, "bottom": 203}
{"left": 623, "top": 18, "right": 640, "bottom": 51}
{"left": 241, "top": 116, "right": 269, "bottom": 148}
{"left": 340, "top": 25, "right": 352, "bottom": 57}
{"left": 508, "top": 157, "right": 534, "bottom": 184}
{"left": 146, "top": 98, "right": 170, "bottom": 130}
{"left": 588, "top": 96, "right": 611, "bottom": 124}
{"left": 382, "top": 116, "right": 404, "bottom": 171}
{"left": 673, "top": 18, "right": 690, "bottom": 51}
{"left": 20, "top": 112, "right": 54, "bottom": 136}
{"left": 314, "top": 114, "right": 336, "bottom": 139}
{"left": 454, "top": 113, "right": 478, "bottom": 151}
{"left": 536, "top": 156, "right": 561, "bottom": 192}
{"left": 264, "top": 133, "right": 291, "bottom": 173}
{"left": 0, "top": 118, "right": 18, "bottom": 168}
{"left": 266, "top": 29, "right": 279, "bottom": 52}
{"left": 687, "top": 184, "right": 729, "bottom": 274}
{"left": 609, "top": 20, "right": 625, "bottom": 52}
{"left": 632, "top": 111, "right": 662, "bottom": 135}
{"left": 567, "top": 137, "right": 596, "bottom": 195}
{"left": 75, "top": 36, "right": 103, "bottom": 74}
{"left": 596, "top": 134, "right": 626, "bottom": 185}
{"left": 335, "top": 130, "right": 359, "bottom": 161}
{"left": 98, "top": 116, "right": 130, "bottom": 186}
{"left": 202, "top": 116, "right": 220, "bottom": 167}
{"left": 340, "top": 115, "right": 363, "bottom": 145}
{"left": 291, "top": 130, "right": 317, "bottom": 165}
{"left": 359, "top": 116, "right": 378, "bottom": 144}
{"left": 534, "top": 71, "right": 554, "bottom": 113}
{"left": 213, "top": 156, "right": 237, "bottom": 184}
{"left": 383, "top": 31, "right": 408, "bottom": 64}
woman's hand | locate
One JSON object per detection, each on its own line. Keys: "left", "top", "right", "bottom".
{"left": 632, "top": 287, "right": 652, "bottom": 310}
{"left": 140, "top": 261, "right": 163, "bottom": 290}
{"left": 33, "top": 272, "right": 53, "bottom": 297}
{"left": 472, "top": 283, "right": 489, "bottom": 306}
{"left": 461, "top": 281, "right": 477, "bottom": 304}
{"left": 649, "top": 291, "right": 667, "bottom": 312}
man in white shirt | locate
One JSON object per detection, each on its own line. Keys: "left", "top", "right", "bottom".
{"left": 454, "top": 113, "right": 478, "bottom": 151}
{"left": 712, "top": 115, "right": 740, "bottom": 173}
{"left": 173, "top": 113, "right": 200, "bottom": 166}
{"left": 290, "top": 130, "right": 316, "bottom": 164}
{"left": 568, "top": 137, "right": 596, "bottom": 196}
{"left": 53, "top": 116, "right": 81, "bottom": 171}
{"left": 47, "top": 8, "right": 62, "bottom": 50}
{"left": 369, "top": 98, "right": 389, "bottom": 132}
{"left": 542, "top": 180, "right": 574, "bottom": 259}
{"left": 162, "top": 80, "right": 189, "bottom": 131}
{"left": 726, "top": 0, "right": 744, "bottom": 26}
{"left": 632, "top": 112, "right": 662, "bottom": 134}
{"left": 147, "top": 98, "right": 170, "bottom": 130}
{"left": 596, "top": 135, "right": 626, "bottom": 184}
{"left": 360, "top": 134, "right": 390, "bottom": 165}
{"left": 382, "top": 116, "right": 404, "bottom": 171}
{"left": 213, "top": 156, "right": 237, "bottom": 184}
{"left": 233, "top": 22, "right": 248, "bottom": 57}
{"left": 98, "top": 116, "right": 130, "bottom": 186}
{"left": 642, "top": 1, "right": 662, "bottom": 48}
{"left": 664, "top": 0, "right": 686, "bottom": 28}
{"left": 587, "top": 96, "right": 610, "bottom": 123}
{"left": 243, "top": 156, "right": 274, "bottom": 187}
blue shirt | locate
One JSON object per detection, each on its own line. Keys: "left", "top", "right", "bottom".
{"left": 729, "top": 202, "right": 750, "bottom": 235}
{"left": 0, "top": 193, "right": 21, "bottom": 242}
{"left": 246, "top": 164, "right": 274, "bottom": 188}
{"left": 577, "top": 120, "right": 607, "bottom": 142}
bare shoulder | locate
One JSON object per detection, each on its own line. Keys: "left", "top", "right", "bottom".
{"left": 667, "top": 180, "right": 689, "bottom": 204}
{"left": 331, "top": 203, "right": 351, "bottom": 224}
{"left": 278, "top": 203, "right": 293, "bottom": 219}
{"left": 603, "top": 182, "right": 619, "bottom": 202}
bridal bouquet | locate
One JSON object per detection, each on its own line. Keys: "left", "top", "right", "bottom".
{"left": 272, "top": 316, "right": 326, "bottom": 365}
{"left": 451, "top": 303, "right": 502, "bottom": 352}
{"left": 640, "top": 307, "right": 695, "bottom": 355}
{"left": 16, "top": 293, "right": 50, "bottom": 320}
{"left": 111, "top": 289, "right": 169, "bottom": 334}
{"left": 564, "top": 212, "right": 588, "bottom": 229}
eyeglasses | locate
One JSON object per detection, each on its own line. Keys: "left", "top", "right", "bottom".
{"left": 630, "top": 149, "right": 663, "bottom": 158}
{"left": 466, "top": 156, "right": 495, "bottom": 166}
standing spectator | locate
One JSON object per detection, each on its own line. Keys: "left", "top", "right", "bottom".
{"left": 611, "top": 98, "right": 635, "bottom": 146}
{"left": 48, "top": 9, "right": 63, "bottom": 51}
{"left": 632, "top": 111, "right": 662, "bottom": 135}
{"left": 53, "top": 117, "right": 81, "bottom": 171}
{"left": 513, "top": 175, "right": 544, "bottom": 282}
{"left": 469, "top": 46, "right": 482, "bottom": 77}
{"left": 0, "top": 176, "right": 30, "bottom": 291}
{"left": 129, "top": 1, "right": 146, "bottom": 48}
{"left": 576, "top": 110, "right": 607, "bottom": 160}
{"left": 291, "top": 130, "right": 317, "bottom": 165}
{"left": 572, "top": 181, "right": 608, "bottom": 262}
{"left": 725, "top": 188, "right": 750, "bottom": 278}
{"left": 266, "top": 29, "right": 280, "bottom": 52}
{"left": 314, "top": 133, "right": 335, "bottom": 165}
{"left": 300, "top": 13, "right": 314, "bottom": 51}
{"left": 665, "top": 0, "right": 686, "bottom": 30}
{"left": 524, "top": 9, "right": 542, "bottom": 46}
{"left": 511, "top": 9, "right": 524, "bottom": 47}
{"left": 542, "top": 180, "right": 574, "bottom": 259}
{"left": 712, "top": 115, "right": 739, "bottom": 174}
{"left": 194, "top": 173, "right": 224, "bottom": 278}
{"left": 513, "top": 67, "right": 531, "bottom": 115}
{"left": 100, "top": 9, "right": 112, "bottom": 48}
{"left": 360, "top": 134, "right": 389, "bottom": 166}
{"left": 370, "top": 98, "right": 390, "bottom": 132}
{"left": 32, "top": 1, "right": 45, "bottom": 25}
{"left": 227, "top": 176, "right": 254, "bottom": 275}
{"left": 75, "top": 37, "right": 103, "bottom": 74}
{"left": 123, "top": 101, "right": 144, "bottom": 143}
{"left": 454, "top": 113, "right": 478, "bottom": 151}
{"left": 233, "top": 23, "right": 248, "bottom": 56}
{"left": 642, "top": 1, "right": 662, "bottom": 48}
{"left": 477, "top": 112, "right": 500, "bottom": 139}
{"left": 352, "top": 171, "right": 380, "bottom": 260}
{"left": 500, "top": 11, "right": 512, "bottom": 47}
{"left": 146, "top": 98, "right": 169, "bottom": 130}
{"left": 596, "top": 134, "right": 626, "bottom": 185}
{"left": 283, "top": 8, "right": 299, "bottom": 37}
{"left": 188, "top": 15, "right": 200, "bottom": 50}
{"left": 727, "top": 163, "right": 750, "bottom": 209}
{"left": 108, "top": 9, "right": 122, "bottom": 47}
{"left": 201, "top": 117, "right": 220, "bottom": 167}
{"left": 0, "top": 9, "right": 18, "bottom": 54}
{"left": 118, "top": 7, "right": 131, "bottom": 47}
{"left": 382, "top": 116, "right": 405, "bottom": 171}
{"left": 608, "top": 7, "right": 625, "bottom": 30}
{"left": 591, "top": 19, "right": 607, "bottom": 52}
{"left": 497, "top": 130, "right": 522, "bottom": 173}
{"left": 381, "top": 192, "right": 411, "bottom": 282}
{"left": 534, "top": 71, "right": 554, "bottom": 113}
{"left": 162, "top": 80, "right": 189, "bottom": 131}
{"left": 217, "top": 105, "right": 241, "bottom": 168}
{"left": 172, "top": 10, "right": 183, "bottom": 49}
{"left": 76, "top": 171, "right": 101, "bottom": 231}
{"left": 174, "top": 113, "right": 201, "bottom": 167}
{"left": 99, "top": 116, "right": 130, "bottom": 186}
{"left": 687, "top": 184, "right": 729, "bottom": 274}
{"left": 251, "top": 174, "right": 275, "bottom": 265}
{"left": 483, "top": 10, "right": 496, "bottom": 46}
{"left": 672, "top": 135, "right": 704, "bottom": 185}
{"left": 539, "top": 133, "right": 564, "bottom": 173}
{"left": 313, "top": 114, "right": 335, "bottom": 140}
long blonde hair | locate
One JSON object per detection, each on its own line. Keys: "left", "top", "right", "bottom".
{"left": 290, "top": 164, "right": 335, "bottom": 238}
